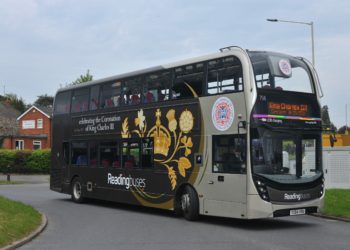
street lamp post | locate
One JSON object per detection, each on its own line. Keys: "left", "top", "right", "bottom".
{"left": 346, "top": 104, "right": 349, "bottom": 135}
{"left": 267, "top": 18, "right": 315, "bottom": 65}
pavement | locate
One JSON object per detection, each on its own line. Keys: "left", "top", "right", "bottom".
{"left": 0, "top": 174, "right": 49, "bottom": 184}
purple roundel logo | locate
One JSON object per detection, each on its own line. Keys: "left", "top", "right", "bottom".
{"left": 212, "top": 97, "right": 234, "bottom": 131}
{"left": 279, "top": 59, "right": 292, "bottom": 77}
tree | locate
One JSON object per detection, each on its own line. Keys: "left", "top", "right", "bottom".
{"left": 321, "top": 105, "right": 337, "bottom": 132}
{"left": 34, "top": 94, "right": 54, "bottom": 107}
{"left": 338, "top": 126, "right": 350, "bottom": 134}
{"left": 1, "top": 93, "right": 26, "bottom": 113}
{"left": 70, "top": 70, "right": 93, "bottom": 86}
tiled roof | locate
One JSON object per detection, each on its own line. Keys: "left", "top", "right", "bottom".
{"left": 0, "top": 102, "right": 21, "bottom": 119}
{"left": 35, "top": 106, "right": 53, "bottom": 117}
{"left": 0, "top": 102, "right": 20, "bottom": 136}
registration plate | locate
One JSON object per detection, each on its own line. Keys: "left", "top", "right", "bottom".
{"left": 290, "top": 209, "right": 306, "bottom": 216}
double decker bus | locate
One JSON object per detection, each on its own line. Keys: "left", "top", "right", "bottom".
{"left": 50, "top": 46, "right": 324, "bottom": 220}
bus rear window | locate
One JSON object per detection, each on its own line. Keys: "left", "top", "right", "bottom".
{"left": 54, "top": 91, "right": 71, "bottom": 114}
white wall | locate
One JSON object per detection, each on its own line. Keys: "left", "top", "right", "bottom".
{"left": 323, "top": 147, "right": 350, "bottom": 189}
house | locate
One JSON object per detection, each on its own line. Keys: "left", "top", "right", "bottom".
{"left": 0, "top": 102, "right": 21, "bottom": 149}
{"left": 14, "top": 106, "right": 53, "bottom": 150}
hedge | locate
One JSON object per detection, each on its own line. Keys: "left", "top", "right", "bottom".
{"left": 0, "top": 149, "right": 51, "bottom": 174}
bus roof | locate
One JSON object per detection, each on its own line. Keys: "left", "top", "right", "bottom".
{"left": 56, "top": 47, "right": 300, "bottom": 94}
{"left": 56, "top": 47, "right": 250, "bottom": 94}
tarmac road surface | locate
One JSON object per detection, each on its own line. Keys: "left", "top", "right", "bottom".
{"left": 0, "top": 183, "right": 349, "bottom": 250}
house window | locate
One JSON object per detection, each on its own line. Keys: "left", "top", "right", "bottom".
{"left": 37, "top": 119, "right": 43, "bottom": 129}
{"left": 33, "top": 141, "right": 41, "bottom": 150}
{"left": 22, "top": 120, "right": 35, "bottom": 129}
{"left": 15, "top": 140, "right": 24, "bottom": 150}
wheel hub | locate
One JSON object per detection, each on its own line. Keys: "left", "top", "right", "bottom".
{"left": 181, "top": 193, "right": 190, "bottom": 212}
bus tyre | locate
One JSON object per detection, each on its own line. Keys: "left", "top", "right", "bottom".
{"left": 71, "top": 177, "right": 84, "bottom": 203}
{"left": 181, "top": 186, "right": 199, "bottom": 221}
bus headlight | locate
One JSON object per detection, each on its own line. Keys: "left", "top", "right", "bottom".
{"left": 254, "top": 179, "right": 270, "bottom": 201}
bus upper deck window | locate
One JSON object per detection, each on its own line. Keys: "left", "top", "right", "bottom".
{"left": 54, "top": 91, "right": 71, "bottom": 114}
{"left": 90, "top": 85, "right": 100, "bottom": 110}
{"left": 100, "top": 82, "right": 121, "bottom": 109}
{"left": 207, "top": 56, "right": 243, "bottom": 95}
{"left": 144, "top": 71, "right": 171, "bottom": 103}
{"left": 124, "top": 78, "right": 141, "bottom": 105}
{"left": 173, "top": 63, "right": 204, "bottom": 99}
{"left": 71, "top": 89, "right": 89, "bottom": 113}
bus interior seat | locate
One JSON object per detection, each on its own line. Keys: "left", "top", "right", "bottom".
{"left": 112, "top": 160, "right": 120, "bottom": 168}
{"left": 101, "top": 159, "right": 110, "bottom": 167}
{"left": 131, "top": 95, "right": 140, "bottom": 105}
{"left": 106, "top": 98, "right": 114, "bottom": 107}
{"left": 158, "top": 93, "right": 165, "bottom": 101}
{"left": 124, "top": 160, "right": 134, "bottom": 169}
{"left": 145, "top": 91, "right": 154, "bottom": 103}
{"left": 90, "top": 158, "right": 97, "bottom": 166}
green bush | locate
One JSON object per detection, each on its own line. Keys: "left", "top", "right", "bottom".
{"left": 13, "top": 150, "right": 32, "bottom": 173}
{"left": 26, "top": 150, "right": 51, "bottom": 174}
{"left": 0, "top": 150, "right": 16, "bottom": 173}
{"left": 0, "top": 149, "right": 51, "bottom": 174}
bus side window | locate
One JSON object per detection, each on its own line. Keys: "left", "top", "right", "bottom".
{"left": 71, "top": 142, "right": 88, "bottom": 166}
{"left": 173, "top": 63, "right": 204, "bottom": 99}
{"left": 144, "top": 71, "right": 171, "bottom": 103}
{"left": 71, "top": 88, "right": 89, "bottom": 113}
{"left": 212, "top": 135, "right": 246, "bottom": 174}
{"left": 207, "top": 56, "right": 243, "bottom": 95}
{"left": 124, "top": 78, "right": 141, "bottom": 105}
{"left": 100, "top": 142, "right": 119, "bottom": 168}
{"left": 90, "top": 85, "right": 100, "bottom": 110}
{"left": 142, "top": 138, "right": 153, "bottom": 168}
{"left": 122, "top": 141, "right": 140, "bottom": 169}
{"left": 100, "top": 82, "right": 121, "bottom": 109}
{"left": 54, "top": 91, "right": 71, "bottom": 114}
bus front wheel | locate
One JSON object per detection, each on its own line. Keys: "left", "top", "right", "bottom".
{"left": 71, "top": 177, "right": 84, "bottom": 203}
{"left": 180, "top": 186, "right": 199, "bottom": 221}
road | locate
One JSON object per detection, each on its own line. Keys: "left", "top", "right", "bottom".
{"left": 0, "top": 183, "right": 349, "bottom": 250}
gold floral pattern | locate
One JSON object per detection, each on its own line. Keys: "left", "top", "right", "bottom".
{"left": 121, "top": 118, "right": 130, "bottom": 138}
{"left": 179, "top": 109, "right": 194, "bottom": 133}
{"left": 181, "top": 136, "right": 193, "bottom": 156}
{"left": 166, "top": 109, "right": 177, "bottom": 132}
{"left": 121, "top": 108, "right": 194, "bottom": 191}
{"left": 177, "top": 157, "right": 191, "bottom": 177}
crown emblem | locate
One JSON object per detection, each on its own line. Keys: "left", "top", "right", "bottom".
{"left": 149, "top": 109, "right": 171, "bottom": 156}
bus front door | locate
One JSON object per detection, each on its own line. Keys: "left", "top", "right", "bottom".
{"left": 201, "top": 133, "right": 247, "bottom": 218}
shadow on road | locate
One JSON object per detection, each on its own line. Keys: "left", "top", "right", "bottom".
{"left": 56, "top": 197, "right": 316, "bottom": 231}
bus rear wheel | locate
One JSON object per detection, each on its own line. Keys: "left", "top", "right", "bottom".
{"left": 71, "top": 177, "right": 84, "bottom": 203}
{"left": 180, "top": 186, "right": 199, "bottom": 221}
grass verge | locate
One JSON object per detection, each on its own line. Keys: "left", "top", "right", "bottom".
{"left": 0, "top": 196, "right": 41, "bottom": 248}
{"left": 323, "top": 189, "right": 350, "bottom": 219}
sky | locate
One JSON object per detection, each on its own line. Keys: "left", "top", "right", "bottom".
{"left": 0, "top": 0, "right": 349, "bottom": 128}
